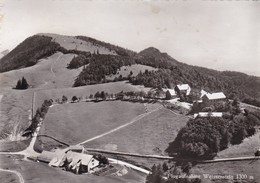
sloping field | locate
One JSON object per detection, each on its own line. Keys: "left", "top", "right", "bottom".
{"left": 0, "top": 51, "right": 82, "bottom": 141}
{"left": 0, "top": 154, "right": 145, "bottom": 183}
{"left": 217, "top": 131, "right": 260, "bottom": 158}
{"left": 106, "top": 64, "right": 157, "bottom": 80}
{"left": 0, "top": 52, "right": 81, "bottom": 89}
{"left": 84, "top": 108, "right": 188, "bottom": 155}
{"left": 0, "top": 89, "right": 33, "bottom": 140}
{"left": 40, "top": 33, "right": 117, "bottom": 55}
{"left": 38, "top": 101, "right": 146, "bottom": 150}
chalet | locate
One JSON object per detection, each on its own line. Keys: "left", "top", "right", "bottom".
{"left": 194, "top": 112, "right": 223, "bottom": 118}
{"left": 202, "top": 92, "right": 226, "bottom": 105}
{"left": 174, "top": 84, "right": 191, "bottom": 96}
{"left": 63, "top": 151, "right": 99, "bottom": 174}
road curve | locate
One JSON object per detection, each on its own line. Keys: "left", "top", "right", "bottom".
{"left": 0, "top": 168, "right": 25, "bottom": 183}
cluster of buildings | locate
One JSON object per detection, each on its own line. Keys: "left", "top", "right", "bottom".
{"left": 35, "top": 146, "right": 101, "bottom": 174}
{"left": 166, "top": 84, "right": 227, "bottom": 118}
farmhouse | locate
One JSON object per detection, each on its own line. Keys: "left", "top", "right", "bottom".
{"left": 194, "top": 112, "right": 223, "bottom": 118}
{"left": 63, "top": 151, "right": 99, "bottom": 174}
{"left": 174, "top": 84, "right": 191, "bottom": 96}
{"left": 165, "top": 89, "right": 177, "bottom": 99}
{"left": 202, "top": 92, "right": 226, "bottom": 105}
{"left": 36, "top": 148, "right": 100, "bottom": 174}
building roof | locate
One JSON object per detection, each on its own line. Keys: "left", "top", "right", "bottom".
{"left": 176, "top": 84, "right": 190, "bottom": 91}
{"left": 203, "top": 92, "right": 226, "bottom": 100}
{"left": 167, "top": 89, "right": 176, "bottom": 96}
{"left": 194, "top": 112, "right": 223, "bottom": 118}
{"left": 49, "top": 157, "right": 64, "bottom": 167}
{"left": 200, "top": 89, "right": 209, "bottom": 98}
{"left": 65, "top": 151, "right": 96, "bottom": 166}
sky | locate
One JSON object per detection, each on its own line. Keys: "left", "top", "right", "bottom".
{"left": 0, "top": 0, "right": 259, "bottom": 76}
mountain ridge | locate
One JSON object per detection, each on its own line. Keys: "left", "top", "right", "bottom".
{"left": 1, "top": 33, "right": 260, "bottom": 106}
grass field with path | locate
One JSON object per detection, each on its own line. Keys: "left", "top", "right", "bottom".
{"left": 38, "top": 101, "right": 146, "bottom": 150}
{"left": 84, "top": 108, "right": 188, "bottom": 155}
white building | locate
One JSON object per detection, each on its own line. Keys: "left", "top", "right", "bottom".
{"left": 202, "top": 92, "right": 226, "bottom": 104}
{"left": 194, "top": 112, "right": 223, "bottom": 118}
{"left": 64, "top": 151, "right": 100, "bottom": 174}
{"left": 175, "top": 84, "right": 191, "bottom": 96}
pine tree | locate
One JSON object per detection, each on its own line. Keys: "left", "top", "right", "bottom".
{"left": 16, "top": 79, "right": 22, "bottom": 89}
{"left": 21, "top": 77, "right": 29, "bottom": 89}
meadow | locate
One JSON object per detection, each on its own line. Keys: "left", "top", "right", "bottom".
{"left": 84, "top": 108, "right": 189, "bottom": 155}
{"left": 38, "top": 101, "right": 146, "bottom": 150}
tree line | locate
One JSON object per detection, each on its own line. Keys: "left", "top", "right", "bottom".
{"left": 23, "top": 99, "right": 53, "bottom": 137}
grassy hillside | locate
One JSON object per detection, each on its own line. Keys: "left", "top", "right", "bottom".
{"left": 41, "top": 33, "right": 118, "bottom": 55}
{"left": 38, "top": 101, "right": 145, "bottom": 150}
{"left": 84, "top": 108, "right": 188, "bottom": 155}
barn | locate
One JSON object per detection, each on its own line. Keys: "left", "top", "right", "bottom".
{"left": 63, "top": 151, "right": 100, "bottom": 174}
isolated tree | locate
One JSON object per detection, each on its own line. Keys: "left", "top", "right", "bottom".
{"left": 62, "top": 95, "right": 68, "bottom": 103}
{"left": 94, "top": 91, "right": 100, "bottom": 99}
{"left": 100, "top": 91, "right": 106, "bottom": 100}
{"left": 15, "top": 77, "right": 29, "bottom": 89}
{"left": 89, "top": 94, "right": 93, "bottom": 99}
{"left": 21, "top": 77, "right": 29, "bottom": 89}
{"left": 72, "top": 96, "right": 78, "bottom": 102}
{"left": 16, "top": 79, "right": 22, "bottom": 89}
{"left": 162, "top": 162, "right": 168, "bottom": 172}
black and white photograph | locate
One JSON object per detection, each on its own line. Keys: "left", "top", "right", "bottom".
{"left": 0, "top": 0, "right": 259, "bottom": 183}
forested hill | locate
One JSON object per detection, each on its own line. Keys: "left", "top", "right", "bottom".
{"left": 0, "top": 35, "right": 61, "bottom": 72}
{"left": 0, "top": 34, "right": 135, "bottom": 72}
{"left": 1, "top": 33, "right": 260, "bottom": 106}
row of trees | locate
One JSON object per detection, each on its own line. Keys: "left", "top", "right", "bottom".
{"left": 166, "top": 109, "right": 260, "bottom": 159}
{"left": 23, "top": 99, "right": 53, "bottom": 136}
{"left": 15, "top": 77, "right": 29, "bottom": 90}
